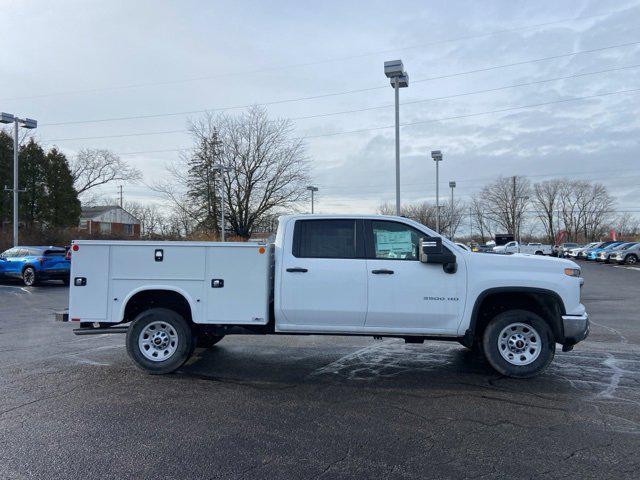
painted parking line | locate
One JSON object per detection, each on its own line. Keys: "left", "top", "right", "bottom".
{"left": 613, "top": 265, "right": 640, "bottom": 271}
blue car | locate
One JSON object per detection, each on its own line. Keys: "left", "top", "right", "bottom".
{"left": 0, "top": 246, "right": 71, "bottom": 286}
{"left": 585, "top": 242, "right": 623, "bottom": 261}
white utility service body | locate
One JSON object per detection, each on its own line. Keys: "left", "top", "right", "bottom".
{"left": 64, "top": 214, "right": 589, "bottom": 378}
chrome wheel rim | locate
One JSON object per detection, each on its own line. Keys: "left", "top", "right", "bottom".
{"left": 23, "top": 268, "right": 35, "bottom": 285}
{"left": 138, "top": 321, "right": 179, "bottom": 362}
{"left": 498, "top": 323, "right": 541, "bottom": 366}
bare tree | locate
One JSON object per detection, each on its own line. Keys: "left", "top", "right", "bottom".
{"left": 615, "top": 212, "right": 640, "bottom": 240}
{"left": 155, "top": 106, "right": 309, "bottom": 239}
{"left": 558, "top": 180, "right": 615, "bottom": 242}
{"left": 477, "top": 176, "right": 531, "bottom": 240}
{"left": 532, "top": 179, "right": 563, "bottom": 244}
{"left": 379, "top": 200, "right": 465, "bottom": 238}
{"left": 123, "top": 201, "right": 164, "bottom": 238}
{"left": 469, "top": 194, "right": 494, "bottom": 243}
{"left": 71, "top": 149, "right": 142, "bottom": 203}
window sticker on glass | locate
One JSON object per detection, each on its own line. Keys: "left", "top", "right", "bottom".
{"left": 374, "top": 229, "right": 416, "bottom": 259}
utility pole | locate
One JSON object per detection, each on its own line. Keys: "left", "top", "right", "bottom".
{"left": 0, "top": 113, "right": 37, "bottom": 247}
{"left": 118, "top": 185, "right": 123, "bottom": 208}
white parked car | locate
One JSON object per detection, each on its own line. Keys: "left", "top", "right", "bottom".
{"left": 493, "top": 241, "right": 552, "bottom": 255}
{"left": 58, "top": 214, "right": 589, "bottom": 378}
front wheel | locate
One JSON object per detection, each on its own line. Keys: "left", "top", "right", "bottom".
{"left": 22, "top": 267, "right": 37, "bottom": 286}
{"left": 482, "top": 310, "right": 555, "bottom": 378}
{"left": 126, "top": 308, "right": 194, "bottom": 374}
{"left": 626, "top": 254, "right": 638, "bottom": 265}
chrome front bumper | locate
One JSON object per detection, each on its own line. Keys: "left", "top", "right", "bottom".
{"left": 562, "top": 312, "right": 590, "bottom": 345}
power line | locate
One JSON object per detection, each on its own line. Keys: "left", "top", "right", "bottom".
{"left": 2, "top": 9, "right": 621, "bottom": 103}
{"left": 94, "top": 86, "right": 640, "bottom": 156}
{"left": 42, "top": 63, "right": 640, "bottom": 143}
{"left": 303, "top": 86, "right": 640, "bottom": 139}
{"left": 39, "top": 39, "right": 640, "bottom": 128}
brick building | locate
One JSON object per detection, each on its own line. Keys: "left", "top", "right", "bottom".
{"left": 79, "top": 205, "right": 141, "bottom": 238}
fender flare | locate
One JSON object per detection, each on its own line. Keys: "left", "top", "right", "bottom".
{"left": 117, "top": 285, "right": 199, "bottom": 323}
{"left": 466, "top": 286, "right": 567, "bottom": 341}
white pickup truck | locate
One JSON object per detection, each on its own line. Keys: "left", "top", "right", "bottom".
{"left": 493, "top": 241, "right": 552, "bottom": 255}
{"left": 59, "top": 214, "right": 589, "bottom": 378}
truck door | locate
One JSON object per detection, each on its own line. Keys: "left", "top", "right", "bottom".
{"left": 364, "top": 220, "right": 466, "bottom": 334}
{"left": 503, "top": 241, "right": 518, "bottom": 254}
{"left": 279, "top": 219, "right": 367, "bottom": 328}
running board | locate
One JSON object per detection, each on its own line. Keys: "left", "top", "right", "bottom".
{"left": 73, "top": 327, "right": 129, "bottom": 335}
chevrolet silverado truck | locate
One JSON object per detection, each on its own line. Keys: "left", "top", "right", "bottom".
{"left": 57, "top": 214, "right": 589, "bottom": 378}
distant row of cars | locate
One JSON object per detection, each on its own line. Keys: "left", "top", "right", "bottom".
{"left": 557, "top": 241, "right": 639, "bottom": 265}
{"left": 0, "top": 246, "right": 71, "bottom": 286}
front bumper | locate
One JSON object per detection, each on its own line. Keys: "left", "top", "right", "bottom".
{"left": 562, "top": 312, "right": 589, "bottom": 345}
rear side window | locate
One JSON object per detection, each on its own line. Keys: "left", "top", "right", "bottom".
{"left": 293, "top": 220, "right": 358, "bottom": 259}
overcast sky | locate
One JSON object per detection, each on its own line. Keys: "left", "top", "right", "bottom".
{"left": 1, "top": 0, "right": 639, "bottom": 218}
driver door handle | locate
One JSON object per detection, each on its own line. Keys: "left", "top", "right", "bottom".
{"left": 286, "top": 267, "right": 308, "bottom": 273}
{"left": 372, "top": 269, "right": 394, "bottom": 274}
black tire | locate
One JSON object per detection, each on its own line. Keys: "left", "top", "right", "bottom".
{"left": 626, "top": 254, "right": 638, "bottom": 265}
{"left": 535, "top": 251, "right": 543, "bottom": 255}
{"left": 126, "top": 308, "right": 195, "bottom": 374}
{"left": 197, "top": 333, "right": 225, "bottom": 348}
{"left": 22, "top": 266, "right": 37, "bottom": 286}
{"left": 482, "top": 309, "right": 555, "bottom": 378}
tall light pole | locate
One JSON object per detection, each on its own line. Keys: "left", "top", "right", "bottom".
{"left": 307, "top": 186, "right": 318, "bottom": 214}
{"left": 449, "top": 180, "right": 456, "bottom": 238}
{"left": 212, "top": 164, "right": 229, "bottom": 241}
{"left": 1, "top": 113, "right": 37, "bottom": 247}
{"left": 384, "top": 60, "right": 409, "bottom": 216}
{"left": 431, "top": 150, "right": 443, "bottom": 234}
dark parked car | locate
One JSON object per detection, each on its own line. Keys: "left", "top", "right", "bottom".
{"left": 0, "top": 246, "right": 70, "bottom": 286}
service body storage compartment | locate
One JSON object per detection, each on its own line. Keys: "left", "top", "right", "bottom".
{"left": 68, "top": 240, "right": 271, "bottom": 325}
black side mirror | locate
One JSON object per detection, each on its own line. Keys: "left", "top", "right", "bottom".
{"left": 420, "top": 238, "right": 457, "bottom": 274}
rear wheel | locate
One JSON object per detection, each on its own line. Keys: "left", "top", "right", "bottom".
{"left": 482, "top": 309, "right": 555, "bottom": 378}
{"left": 626, "top": 254, "right": 638, "bottom": 265}
{"left": 126, "top": 308, "right": 194, "bottom": 374}
{"left": 22, "top": 267, "right": 37, "bottom": 286}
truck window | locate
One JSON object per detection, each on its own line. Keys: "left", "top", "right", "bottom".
{"left": 371, "top": 220, "right": 422, "bottom": 260}
{"left": 293, "top": 219, "right": 358, "bottom": 259}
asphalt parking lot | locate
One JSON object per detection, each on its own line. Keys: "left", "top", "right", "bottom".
{"left": 0, "top": 261, "right": 639, "bottom": 479}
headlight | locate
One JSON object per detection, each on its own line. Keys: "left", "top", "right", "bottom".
{"left": 564, "top": 268, "right": 581, "bottom": 277}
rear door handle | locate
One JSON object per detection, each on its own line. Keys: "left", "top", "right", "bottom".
{"left": 286, "top": 267, "right": 308, "bottom": 273}
{"left": 372, "top": 269, "right": 394, "bottom": 274}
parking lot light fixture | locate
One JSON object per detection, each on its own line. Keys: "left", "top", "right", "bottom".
{"left": 384, "top": 60, "right": 409, "bottom": 216}
{"left": 306, "top": 186, "right": 319, "bottom": 214}
{"left": 1, "top": 112, "right": 38, "bottom": 246}
{"left": 431, "top": 151, "right": 443, "bottom": 234}
{"left": 449, "top": 181, "right": 456, "bottom": 238}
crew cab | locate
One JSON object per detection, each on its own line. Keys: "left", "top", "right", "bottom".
{"left": 58, "top": 215, "right": 589, "bottom": 378}
{"left": 493, "top": 241, "right": 552, "bottom": 255}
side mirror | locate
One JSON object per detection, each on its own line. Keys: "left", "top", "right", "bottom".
{"left": 420, "top": 238, "right": 457, "bottom": 274}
